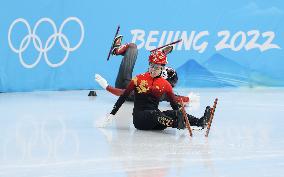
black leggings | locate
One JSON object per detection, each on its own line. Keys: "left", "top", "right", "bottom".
{"left": 132, "top": 109, "right": 201, "bottom": 130}
{"left": 115, "top": 43, "right": 138, "bottom": 89}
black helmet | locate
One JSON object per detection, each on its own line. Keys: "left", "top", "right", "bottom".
{"left": 161, "top": 67, "right": 178, "bottom": 87}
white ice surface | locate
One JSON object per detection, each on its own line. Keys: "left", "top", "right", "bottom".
{"left": 0, "top": 88, "right": 284, "bottom": 177}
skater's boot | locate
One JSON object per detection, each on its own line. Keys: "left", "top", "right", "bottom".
{"left": 199, "top": 106, "right": 212, "bottom": 129}
{"left": 162, "top": 45, "right": 173, "bottom": 55}
{"left": 111, "top": 35, "right": 123, "bottom": 55}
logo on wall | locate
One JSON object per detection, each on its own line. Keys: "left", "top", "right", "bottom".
{"left": 8, "top": 17, "right": 84, "bottom": 68}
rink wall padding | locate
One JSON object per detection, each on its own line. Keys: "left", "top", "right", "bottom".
{"left": 0, "top": 0, "right": 284, "bottom": 92}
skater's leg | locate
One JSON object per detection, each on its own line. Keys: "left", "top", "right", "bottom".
{"left": 178, "top": 106, "right": 212, "bottom": 128}
{"left": 132, "top": 110, "right": 167, "bottom": 130}
{"left": 162, "top": 109, "right": 208, "bottom": 128}
{"left": 113, "top": 44, "right": 129, "bottom": 56}
{"left": 132, "top": 108, "right": 207, "bottom": 130}
{"left": 161, "top": 110, "right": 185, "bottom": 129}
{"left": 132, "top": 109, "right": 188, "bottom": 130}
{"left": 115, "top": 43, "right": 138, "bottom": 89}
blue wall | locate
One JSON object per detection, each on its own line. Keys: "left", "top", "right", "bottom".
{"left": 1, "top": 0, "right": 284, "bottom": 92}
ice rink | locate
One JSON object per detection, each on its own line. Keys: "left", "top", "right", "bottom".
{"left": 0, "top": 88, "right": 284, "bottom": 177}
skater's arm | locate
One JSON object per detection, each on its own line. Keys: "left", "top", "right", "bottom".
{"left": 174, "top": 95, "right": 189, "bottom": 103}
{"left": 110, "top": 80, "right": 135, "bottom": 115}
{"left": 95, "top": 74, "right": 125, "bottom": 96}
{"left": 165, "top": 83, "right": 181, "bottom": 110}
{"left": 174, "top": 93, "right": 200, "bottom": 108}
{"left": 106, "top": 86, "right": 125, "bottom": 96}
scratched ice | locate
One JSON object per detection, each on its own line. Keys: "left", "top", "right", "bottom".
{"left": 0, "top": 88, "right": 283, "bottom": 177}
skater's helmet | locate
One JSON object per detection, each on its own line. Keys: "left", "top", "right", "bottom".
{"left": 149, "top": 50, "right": 168, "bottom": 65}
{"left": 161, "top": 67, "right": 178, "bottom": 87}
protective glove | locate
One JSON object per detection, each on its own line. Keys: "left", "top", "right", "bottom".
{"left": 95, "top": 74, "right": 108, "bottom": 89}
{"left": 187, "top": 92, "right": 200, "bottom": 110}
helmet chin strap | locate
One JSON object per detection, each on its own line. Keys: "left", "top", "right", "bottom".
{"left": 158, "top": 66, "right": 165, "bottom": 77}
{"left": 155, "top": 72, "right": 162, "bottom": 78}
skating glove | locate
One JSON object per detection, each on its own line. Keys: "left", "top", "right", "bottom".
{"left": 95, "top": 74, "right": 108, "bottom": 89}
{"left": 187, "top": 92, "right": 200, "bottom": 110}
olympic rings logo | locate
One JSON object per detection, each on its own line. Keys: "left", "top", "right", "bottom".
{"left": 8, "top": 17, "right": 84, "bottom": 68}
